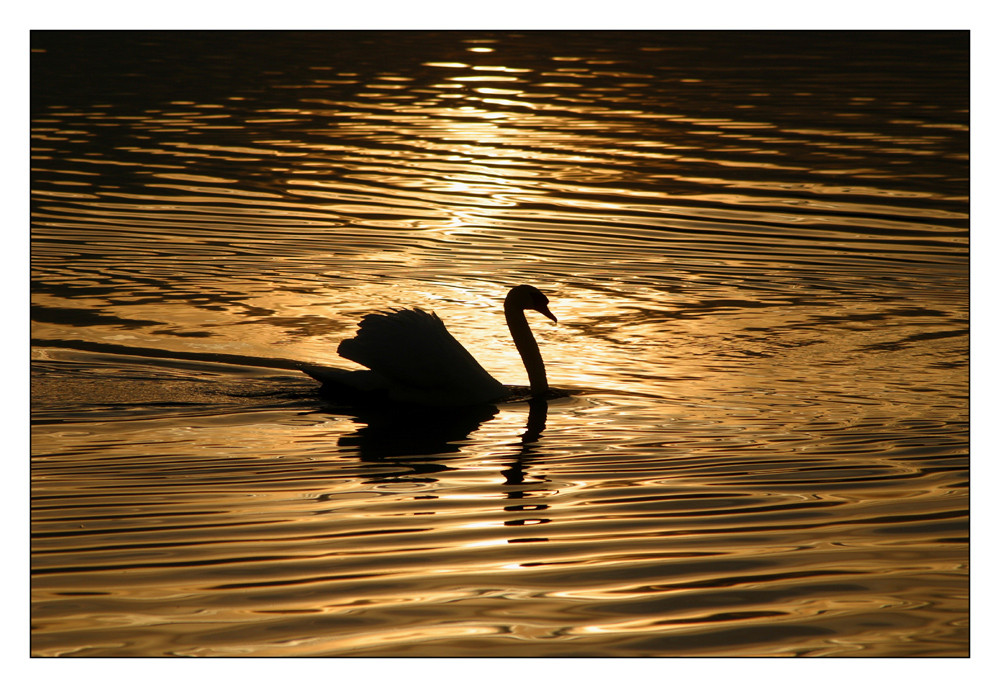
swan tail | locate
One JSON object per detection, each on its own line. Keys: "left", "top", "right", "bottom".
{"left": 301, "top": 365, "right": 389, "bottom": 394}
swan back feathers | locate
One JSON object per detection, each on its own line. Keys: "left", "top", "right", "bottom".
{"left": 337, "top": 307, "right": 505, "bottom": 405}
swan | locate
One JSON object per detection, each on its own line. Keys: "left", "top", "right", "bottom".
{"left": 302, "top": 285, "right": 559, "bottom": 406}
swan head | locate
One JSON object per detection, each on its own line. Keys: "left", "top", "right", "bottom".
{"left": 506, "top": 284, "right": 557, "bottom": 323}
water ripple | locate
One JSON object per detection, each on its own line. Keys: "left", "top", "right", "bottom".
{"left": 31, "top": 31, "right": 967, "bottom": 657}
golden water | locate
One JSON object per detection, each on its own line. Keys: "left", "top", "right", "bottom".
{"left": 31, "top": 31, "right": 968, "bottom": 657}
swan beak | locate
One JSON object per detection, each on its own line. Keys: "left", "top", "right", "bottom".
{"left": 536, "top": 304, "right": 558, "bottom": 323}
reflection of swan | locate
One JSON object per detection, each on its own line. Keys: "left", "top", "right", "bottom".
{"left": 335, "top": 402, "right": 499, "bottom": 461}
{"left": 303, "top": 285, "right": 560, "bottom": 406}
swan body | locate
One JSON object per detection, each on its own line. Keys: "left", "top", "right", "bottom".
{"left": 302, "top": 285, "right": 557, "bottom": 406}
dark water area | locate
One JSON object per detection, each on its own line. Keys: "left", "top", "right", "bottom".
{"left": 30, "top": 30, "right": 968, "bottom": 658}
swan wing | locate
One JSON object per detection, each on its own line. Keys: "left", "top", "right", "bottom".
{"left": 337, "top": 308, "right": 505, "bottom": 404}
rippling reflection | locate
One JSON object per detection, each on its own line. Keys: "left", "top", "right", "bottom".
{"left": 31, "top": 31, "right": 967, "bottom": 657}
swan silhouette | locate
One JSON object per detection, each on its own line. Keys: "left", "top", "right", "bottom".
{"left": 303, "top": 285, "right": 559, "bottom": 406}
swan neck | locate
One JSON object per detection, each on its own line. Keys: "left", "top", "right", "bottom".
{"left": 505, "top": 302, "right": 548, "bottom": 395}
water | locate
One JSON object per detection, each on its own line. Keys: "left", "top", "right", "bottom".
{"left": 30, "top": 31, "right": 968, "bottom": 657}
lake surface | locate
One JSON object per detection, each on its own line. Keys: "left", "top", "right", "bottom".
{"left": 30, "top": 31, "right": 968, "bottom": 657}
